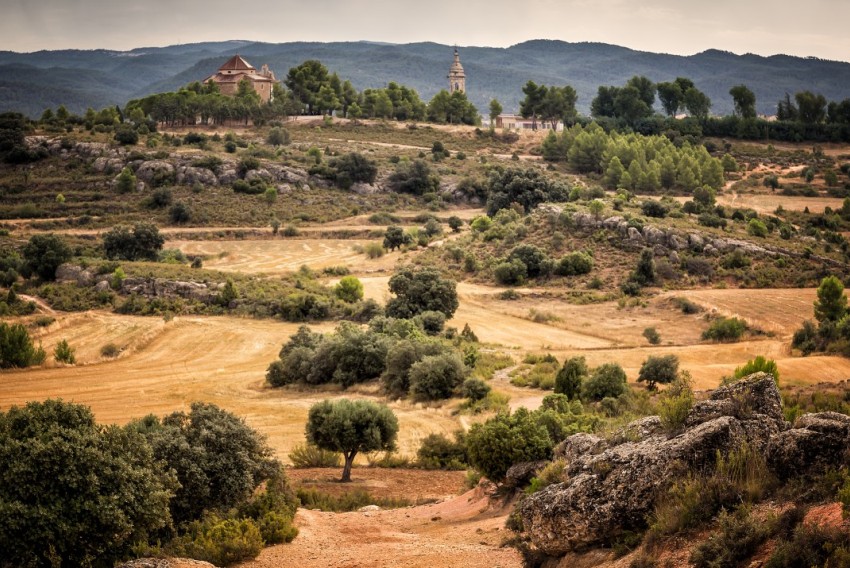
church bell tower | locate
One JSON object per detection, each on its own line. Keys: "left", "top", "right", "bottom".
{"left": 448, "top": 47, "right": 466, "bottom": 94}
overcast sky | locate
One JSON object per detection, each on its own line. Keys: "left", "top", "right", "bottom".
{"left": 3, "top": 0, "right": 850, "bottom": 62}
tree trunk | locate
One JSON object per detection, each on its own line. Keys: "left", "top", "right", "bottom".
{"left": 341, "top": 452, "right": 355, "bottom": 482}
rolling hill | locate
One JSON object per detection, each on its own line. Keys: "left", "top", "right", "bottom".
{"left": 2, "top": 39, "right": 850, "bottom": 118}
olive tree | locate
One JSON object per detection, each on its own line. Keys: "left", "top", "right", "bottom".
{"left": 22, "top": 233, "right": 71, "bottom": 280}
{"left": 637, "top": 354, "right": 679, "bottom": 390}
{"left": 306, "top": 399, "right": 399, "bottom": 482}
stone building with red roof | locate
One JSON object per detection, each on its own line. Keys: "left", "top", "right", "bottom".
{"left": 204, "top": 55, "right": 278, "bottom": 103}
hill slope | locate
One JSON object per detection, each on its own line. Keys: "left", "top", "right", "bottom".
{"left": 3, "top": 39, "right": 850, "bottom": 118}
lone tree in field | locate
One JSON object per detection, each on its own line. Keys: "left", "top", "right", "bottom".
{"left": 814, "top": 275, "right": 847, "bottom": 323}
{"left": 306, "top": 399, "right": 399, "bottom": 482}
{"left": 637, "top": 354, "right": 679, "bottom": 390}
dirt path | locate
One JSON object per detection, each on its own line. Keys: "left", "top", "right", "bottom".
{"left": 238, "top": 485, "right": 521, "bottom": 568}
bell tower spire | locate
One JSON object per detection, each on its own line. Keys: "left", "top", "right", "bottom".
{"left": 448, "top": 46, "right": 466, "bottom": 94}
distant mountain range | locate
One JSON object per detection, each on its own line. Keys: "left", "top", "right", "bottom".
{"left": 2, "top": 39, "right": 850, "bottom": 119}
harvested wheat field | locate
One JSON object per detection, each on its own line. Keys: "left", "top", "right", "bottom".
{"left": 0, "top": 313, "right": 463, "bottom": 461}
{"left": 170, "top": 238, "right": 404, "bottom": 275}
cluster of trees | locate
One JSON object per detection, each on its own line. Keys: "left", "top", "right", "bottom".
{"left": 126, "top": 79, "right": 294, "bottom": 128}
{"left": 518, "top": 81, "right": 578, "bottom": 129}
{"left": 0, "top": 400, "right": 297, "bottom": 567}
{"left": 266, "top": 268, "right": 468, "bottom": 400}
{"left": 542, "top": 123, "right": 725, "bottom": 193}
{"left": 103, "top": 223, "right": 165, "bottom": 261}
{"left": 590, "top": 75, "right": 711, "bottom": 126}
{"left": 485, "top": 166, "right": 570, "bottom": 216}
{"left": 0, "top": 111, "right": 47, "bottom": 164}
{"left": 494, "top": 244, "right": 594, "bottom": 285}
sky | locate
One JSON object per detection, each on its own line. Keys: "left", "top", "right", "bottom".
{"left": 3, "top": 0, "right": 850, "bottom": 62}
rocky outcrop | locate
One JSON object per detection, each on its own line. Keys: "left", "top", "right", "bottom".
{"left": 519, "top": 374, "right": 791, "bottom": 555}
{"left": 120, "top": 277, "right": 222, "bottom": 304}
{"left": 768, "top": 411, "right": 850, "bottom": 478}
{"left": 135, "top": 160, "right": 175, "bottom": 184}
{"left": 55, "top": 263, "right": 102, "bottom": 287}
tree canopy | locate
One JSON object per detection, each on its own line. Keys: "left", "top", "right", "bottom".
{"left": 306, "top": 399, "right": 399, "bottom": 481}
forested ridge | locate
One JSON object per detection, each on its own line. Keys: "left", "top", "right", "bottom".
{"left": 3, "top": 39, "right": 850, "bottom": 117}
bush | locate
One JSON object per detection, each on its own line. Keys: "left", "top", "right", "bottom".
{"left": 448, "top": 216, "right": 463, "bottom": 232}
{"left": 658, "top": 376, "right": 694, "bottom": 434}
{"left": 23, "top": 234, "right": 72, "bottom": 280}
{"left": 288, "top": 443, "right": 341, "bottom": 468}
{"left": 494, "top": 258, "right": 527, "bottom": 286}
{"left": 417, "top": 310, "right": 446, "bottom": 335}
{"left": 114, "top": 166, "right": 137, "bottom": 193}
{"left": 486, "top": 167, "right": 569, "bottom": 215}
{"left": 641, "top": 200, "right": 668, "bottom": 218}
{"left": 466, "top": 408, "right": 553, "bottom": 481}
{"left": 334, "top": 275, "right": 364, "bottom": 303}
{"left": 171, "top": 515, "right": 264, "bottom": 567}
{"left": 582, "top": 363, "right": 627, "bottom": 401}
{"left": 642, "top": 327, "right": 661, "bottom": 345}
{"left": 733, "top": 356, "right": 779, "bottom": 382}
{"left": 417, "top": 431, "right": 468, "bottom": 470}
{"left": 408, "top": 353, "right": 467, "bottom": 400}
{"left": 0, "top": 322, "right": 46, "bottom": 368}
{"left": 554, "top": 356, "right": 587, "bottom": 400}
{"left": 508, "top": 244, "right": 550, "bottom": 278}
{"left": 133, "top": 402, "right": 281, "bottom": 525}
{"left": 462, "top": 377, "right": 491, "bottom": 401}
{"left": 0, "top": 400, "right": 175, "bottom": 567}
{"left": 100, "top": 343, "right": 121, "bottom": 358}
{"left": 690, "top": 507, "right": 770, "bottom": 568}
{"left": 103, "top": 223, "right": 164, "bottom": 261}
{"left": 702, "top": 317, "right": 748, "bottom": 342}
{"left": 388, "top": 160, "right": 440, "bottom": 195}
{"left": 266, "top": 127, "right": 291, "bottom": 146}
{"left": 329, "top": 152, "right": 378, "bottom": 188}
{"left": 554, "top": 252, "right": 594, "bottom": 276}
{"left": 295, "top": 488, "right": 411, "bottom": 512}
{"left": 53, "top": 339, "right": 76, "bottom": 364}
{"left": 766, "top": 522, "right": 850, "bottom": 568}
{"left": 169, "top": 202, "right": 191, "bottom": 224}
{"left": 364, "top": 242, "right": 385, "bottom": 258}
{"left": 747, "top": 218, "right": 769, "bottom": 237}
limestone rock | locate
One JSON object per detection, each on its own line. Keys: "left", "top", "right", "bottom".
{"left": 519, "top": 374, "right": 785, "bottom": 555}
{"left": 55, "top": 263, "right": 96, "bottom": 286}
{"left": 135, "top": 160, "right": 174, "bottom": 184}
{"left": 504, "top": 460, "right": 549, "bottom": 489}
{"left": 768, "top": 412, "right": 850, "bottom": 478}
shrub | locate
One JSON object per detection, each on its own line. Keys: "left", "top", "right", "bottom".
{"left": 641, "top": 200, "right": 668, "bottom": 218}
{"left": 733, "top": 356, "right": 779, "bottom": 382}
{"left": 555, "top": 252, "right": 594, "bottom": 276}
{"left": 266, "top": 127, "right": 291, "bottom": 146}
{"left": 485, "top": 167, "right": 569, "bottom": 215}
{"left": 23, "top": 234, "right": 72, "bottom": 280}
{"left": 0, "top": 322, "right": 46, "bottom": 368}
{"left": 100, "top": 343, "right": 121, "bottom": 358}
{"left": 417, "top": 310, "right": 446, "bottom": 335}
{"left": 494, "top": 258, "right": 527, "bottom": 286}
{"left": 364, "top": 242, "right": 385, "bottom": 258}
{"left": 329, "top": 152, "right": 378, "bottom": 188}
{"left": 582, "top": 363, "right": 627, "bottom": 401}
{"left": 642, "top": 327, "right": 661, "bottom": 345}
{"left": 133, "top": 402, "right": 281, "bottom": 525}
{"left": 0, "top": 400, "right": 174, "bottom": 567}
{"left": 103, "top": 223, "right": 164, "bottom": 261}
{"left": 295, "top": 488, "right": 411, "bottom": 512}
{"left": 169, "top": 202, "right": 191, "bottom": 224}
{"left": 747, "top": 218, "right": 768, "bottom": 237}
{"left": 702, "top": 317, "right": 748, "bottom": 342}
{"left": 148, "top": 187, "right": 173, "bottom": 208}
{"left": 448, "top": 216, "right": 463, "bottom": 232}
{"left": 462, "top": 378, "right": 491, "bottom": 401}
{"left": 171, "top": 515, "right": 264, "bottom": 567}
{"left": 766, "top": 522, "right": 850, "bottom": 568}
{"left": 508, "top": 244, "right": 550, "bottom": 278}
{"left": 334, "top": 275, "right": 364, "bottom": 303}
{"left": 690, "top": 507, "right": 770, "bottom": 568}
{"left": 408, "top": 353, "right": 467, "bottom": 400}
{"left": 115, "top": 167, "right": 137, "bottom": 193}
{"left": 466, "top": 408, "right": 553, "bottom": 481}
{"left": 554, "top": 356, "right": 587, "bottom": 400}
{"left": 53, "top": 339, "right": 76, "bottom": 364}
{"left": 288, "top": 443, "right": 341, "bottom": 468}
{"left": 388, "top": 160, "right": 440, "bottom": 195}
{"left": 658, "top": 375, "right": 694, "bottom": 433}
{"left": 417, "top": 431, "right": 468, "bottom": 470}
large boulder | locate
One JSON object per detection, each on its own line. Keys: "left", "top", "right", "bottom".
{"left": 135, "top": 160, "right": 174, "bottom": 184}
{"left": 768, "top": 411, "right": 850, "bottom": 478}
{"left": 519, "top": 374, "right": 784, "bottom": 555}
